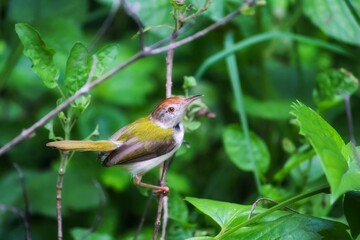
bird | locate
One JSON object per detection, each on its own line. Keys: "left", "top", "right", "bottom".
{"left": 47, "top": 95, "right": 203, "bottom": 194}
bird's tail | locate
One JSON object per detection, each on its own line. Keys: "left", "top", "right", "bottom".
{"left": 46, "top": 140, "right": 121, "bottom": 152}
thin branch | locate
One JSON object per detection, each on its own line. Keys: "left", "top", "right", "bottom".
{"left": 13, "top": 163, "right": 32, "bottom": 240}
{"left": 56, "top": 152, "right": 69, "bottom": 240}
{"left": 122, "top": 0, "right": 146, "bottom": 50}
{"left": 134, "top": 194, "right": 154, "bottom": 240}
{"left": 153, "top": 159, "right": 171, "bottom": 240}
{"left": 0, "top": 1, "right": 258, "bottom": 157}
{"left": 79, "top": 180, "right": 106, "bottom": 240}
{"left": 160, "top": 196, "right": 168, "bottom": 240}
{"left": 88, "top": 0, "right": 121, "bottom": 50}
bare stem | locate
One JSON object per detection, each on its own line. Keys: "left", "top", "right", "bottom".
{"left": 56, "top": 152, "right": 70, "bottom": 240}
{"left": 78, "top": 180, "right": 106, "bottom": 240}
{"left": 13, "top": 163, "right": 32, "bottom": 240}
{"left": 134, "top": 194, "right": 154, "bottom": 240}
{"left": 88, "top": 0, "right": 121, "bottom": 50}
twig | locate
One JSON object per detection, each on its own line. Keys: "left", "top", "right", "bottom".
{"left": 0, "top": 0, "right": 258, "bottom": 157}
{"left": 247, "top": 198, "right": 299, "bottom": 220}
{"left": 56, "top": 152, "right": 70, "bottom": 240}
{"left": 122, "top": 0, "right": 146, "bottom": 50}
{"left": 134, "top": 194, "right": 154, "bottom": 240}
{"left": 13, "top": 163, "right": 32, "bottom": 240}
{"left": 160, "top": 195, "right": 168, "bottom": 240}
{"left": 153, "top": 159, "right": 171, "bottom": 240}
{"left": 78, "top": 180, "right": 106, "bottom": 240}
{"left": 0, "top": 203, "right": 24, "bottom": 217}
{"left": 88, "top": 0, "right": 121, "bottom": 50}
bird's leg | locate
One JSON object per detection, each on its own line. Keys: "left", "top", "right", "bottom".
{"left": 133, "top": 175, "right": 169, "bottom": 195}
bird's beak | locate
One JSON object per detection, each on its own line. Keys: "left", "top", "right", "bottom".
{"left": 184, "top": 94, "right": 203, "bottom": 105}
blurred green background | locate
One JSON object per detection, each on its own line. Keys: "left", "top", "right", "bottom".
{"left": 1, "top": 0, "right": 360, "bottom": 239}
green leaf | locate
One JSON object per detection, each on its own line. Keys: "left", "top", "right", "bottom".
{"left": 71, "top": 228, "right": 113, "bottom": 240}
{"left": 44, "top": 120, "right": 57, "bottom": 141}
{"left": 222, "top": 124, "right": 270, "bottom": 175}
{"left": 94, "top": 44, "right": 120, "bottom": 78}
{"left": 15, "top": 23, "right": 59, "bottom": 88}
{"left": 185, "top": 197, "right": 252, "bottom": 231}
{"left": 186, "top": 197, "right": 351, "bottom": 240}
{"left": 313, "top": 68, "right": 359, "bottom": 110}
{"left": 291, "top": 102, "right": 360, "bottom": 201}
{"left": 183, "top": 76, "right": 197, "bottom": 89}
{"left": 225, "top": 213, "right": 351, "bottom": 240}
{"left": 303, "top": 0, "right": 360, "bottom": 46}
{"left": 64, "top": 42, "right": 91, "bottom": 95}
{"left": 344, "top": 191, "right": 360, "bottom": 239}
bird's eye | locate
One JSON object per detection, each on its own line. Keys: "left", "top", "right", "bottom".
{"left": 167, "top": 107, "right": 175, "bottom": 112}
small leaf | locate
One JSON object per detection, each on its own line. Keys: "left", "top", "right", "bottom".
{"left": 222, "top": 124, "right": 270, "bottom": 175}
{"left": 313, "top": 68, "right": 359, "bottom": 110}
{"left": 64, "top": 42, "right": 91, "bottom": 95}
{"left": 93, "top": 44, "right": 119, "bottom": 78}
{"left": 44, "top": 120, "right": 57, "bottom": 141}
{"left": 183, "top": 76, "right": 197, "bottom": 89}
{"left": 15, "top": 23, "right": 59, "bottom": 88}
{"left": 344, "top": 191, "right": 360, "bottom": 239}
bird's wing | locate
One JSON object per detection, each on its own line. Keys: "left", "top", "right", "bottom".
{"left": 101, "top": 137, "right": 177, "bottom": 167}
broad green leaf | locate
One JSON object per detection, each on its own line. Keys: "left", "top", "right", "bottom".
{"left": 71, "top": 228, "right": 113, "bottom": 240}
{"left": 225, "top": 213, "right": 351, "bottom": 240}
{"left": 313, "top": 68, "right": 359, "bottom": 110}
{"left": 185, "top": 197, "right": 252, "bottom": 231}
{"left": 291, "top": 102, "right": 357, "bottom": 201}
{"left": 64, "top": 42, "right": 91, "bottom": 95}
{"left": 344, "top": 191, "right": 360, "bottom": 239}
{"left": 242, "top": 96, "right": 291, "bottom": 120}
{"left": 303, "top": 0, "right": 360, "bottom": 46}
{"left": 186, "top": 197, "right": 350, "bottom": 240}
{"left": 222, "top": 125, "right": 270, "bottom": 175}
{"left": 15, "top": 23, "right": 59, "bottom": 88}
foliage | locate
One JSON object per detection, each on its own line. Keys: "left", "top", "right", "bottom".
{"left": 1, "top": 0, "right": 360, "bottom": 239}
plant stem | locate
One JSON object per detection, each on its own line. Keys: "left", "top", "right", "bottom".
{"left": 56, "top": 152, "right": 70, "bottom": 240}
